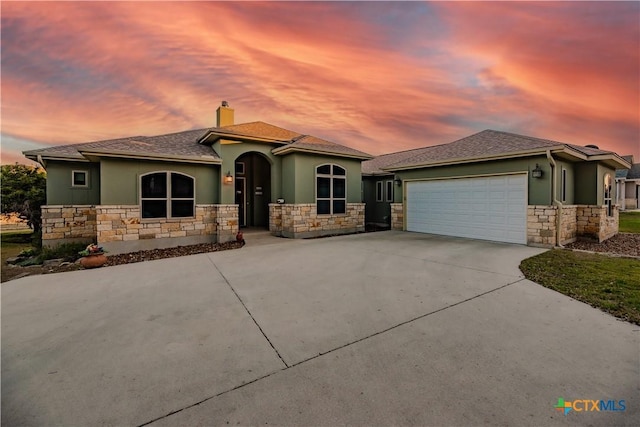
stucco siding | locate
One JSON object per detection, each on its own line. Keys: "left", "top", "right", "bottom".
{"left": 286, "top": 154, "right": 363, "bottom": 204}
{"left": 393, "top": 156, "right": 550, "bottom": 205}
{"left": 99, "top": 158, "right": 218, "bottom": 205}
{"left": 574, "top": 163, "right": 597, "bottom": 204}
{"left": 217, "top": 141, "right": 281, "bottom": 205}
{"left": 45, "top": 161, "right": 101, "bottom": 205}
{"left": 555, "top": 160, "right": 574, "bottom": 204}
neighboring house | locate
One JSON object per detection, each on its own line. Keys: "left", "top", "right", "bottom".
{"left": 24, "top": 102, "right": 372, "bottom": 253}
{"left": 362, "top": 130, "right": 631, "bottom": 246}
{"left": 615, "top": 155, "right": 640, "bottom": 210}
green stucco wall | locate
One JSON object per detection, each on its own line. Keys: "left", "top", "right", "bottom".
{"left": 281, "top": 156, "right": 296, "bottom": 203}
{"left": 99, "top": 158, "right": 218, "bottom": 205}
{"left": 45, "top": 161, "right": 101, "bottom": 205}
{"left": 216, "top": 141, "right": 282, "bottom": 204}
{"left": 283, "top": 154, "right": 363, "bottom": 203}
{"left": 394, "top": 157, "right": 551, "bottom": 205}
{"left": 574, "top": 163, "right": 597, "bottom": 204}
{"left": 555, "top": 159, "right": 575, "bottom": 204}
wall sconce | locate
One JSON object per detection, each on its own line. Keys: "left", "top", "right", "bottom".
{"left": 394, "top": 176, "right": 402, "bottom": 186}
{"left": 531, "top": 164, "right": 543, "bottom": 179}
{"left": 224, "top": 171, "right": 233, "bottom": 184}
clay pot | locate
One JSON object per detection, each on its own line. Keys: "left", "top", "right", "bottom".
{"left": 79, "top": 253, "right": 107, "bottom": 269}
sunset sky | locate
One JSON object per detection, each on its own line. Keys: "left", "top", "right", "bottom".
{"left": 2, "top": 1, "right": 639, "bottom": 166}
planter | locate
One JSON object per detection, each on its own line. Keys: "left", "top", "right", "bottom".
{"left": 79, "top": 253, "right": 107, "bottom": 269}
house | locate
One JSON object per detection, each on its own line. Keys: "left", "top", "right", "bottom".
{"left": 23, "top": 102, "right": 372, "bottom": 253}
{"left": 362, "top": 130, "right": 631, "bottom": 246}
{"left": 615, "top": 156, "right": 640, "bottom": 210}
{"left": 25, "top": 105, "right": 631, "bottom": 251}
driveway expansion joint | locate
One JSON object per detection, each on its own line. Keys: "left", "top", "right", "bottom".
{"left": 140, "top": 277, "right": 526, "bottom": 426}
{"left": 206, "top": 256, "right": 289, "bottom": 369}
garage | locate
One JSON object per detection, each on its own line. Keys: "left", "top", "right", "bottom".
{"left": 406, "top": 174, "right": 527, "bottom": 244}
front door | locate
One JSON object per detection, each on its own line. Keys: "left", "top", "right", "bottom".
{"left": 235, "top": 153, "right": 271, "bottom": 228}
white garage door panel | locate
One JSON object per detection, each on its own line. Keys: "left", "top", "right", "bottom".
{"left": 406, "top": 175, "right": 526, "bottom": 244}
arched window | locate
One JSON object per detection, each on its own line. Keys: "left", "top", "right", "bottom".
{"left": 316, "top": 164, "right": 346, "bottom": 215}
{"left": 604, "top": 173, "right": 612, "bottom": 217}
{"left": 140, "top": 172, "right": 195, "bottom": 219}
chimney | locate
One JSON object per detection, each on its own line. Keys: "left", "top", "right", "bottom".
{"left": 216, "top": 101, "right": 234, "bottom": 127}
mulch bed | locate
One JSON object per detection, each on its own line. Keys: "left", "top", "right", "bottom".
{"left": 565, "top": 233, "right": 640, "bottom": 258}
{"left": 105, "top": 241, "right": 243, "bottom": 266}
{"left": 2, "top": 241, "right": 243, "bottom": 282}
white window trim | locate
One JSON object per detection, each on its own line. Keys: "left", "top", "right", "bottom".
{"left": 561, "top": 168, "right": 567, "bottom": 202}
{"left": 385, "top": 180, "right": 393, "bottom": 202}
{"left": 604, "top": 173, "right": 613, "bottom": 217}
{"left": 71, "top": 170, "right": 89, "bottom": 188}
{"left": 376, "top": 181, "right": 384, "bottom": 202}
{"left": 316, "top": 164, "right": 347, "bottom": 215}
{"left": 140, "top": 171, "right": 196, "bottom": 219}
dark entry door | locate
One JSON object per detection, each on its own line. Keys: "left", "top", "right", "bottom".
{"left": 235, "top": 153, "right": 271, "bottom": 228}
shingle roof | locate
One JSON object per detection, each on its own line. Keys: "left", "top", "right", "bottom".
{"left": 24, "top": 129, "right": 219, "bottom": 162}
{"left": 215, "top": 121, "right": 301, "bottom": 141}
{"left": 24, "top": 121, "right": 372, "bottom": 163}
{"left": 627, "top": 163, "right": 640, "bottom": 179}
{"left": 616, "top": 156, "right": 636, "bottom": 179}
{"left": 361, "top": 149, "right": 423, "bottom": 175}
{"left": 364, "top": 130, "right": 623, "bottom": 172}
{"left": 617, "top": 168, "right": 629, "bottom": 179}
{"left": 272, "top": 134, "right": 372, "bottom": 159}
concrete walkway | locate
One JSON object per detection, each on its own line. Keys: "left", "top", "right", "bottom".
{"left": 2, "top": 231, "right": 637, "bottom": 426}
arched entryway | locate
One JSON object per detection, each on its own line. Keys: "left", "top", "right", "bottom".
{"left": 235, "top": 153, "right": 271, "bottom": 228}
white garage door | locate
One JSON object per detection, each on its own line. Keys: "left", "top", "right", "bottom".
{"left": 406, "top": 174, "right": 527, "bottom": 244}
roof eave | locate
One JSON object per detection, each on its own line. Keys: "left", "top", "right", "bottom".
{"left": 272, "top": 145, "right": 373, "bottom": 160}
{"left": 382, "top": 146, "right": 563, "bottom": 171}
{"left": 78, "top": 150, "right": 222, "bottom": 165}
{"left": 586, "top": 154, "right": 632, "bottom": 169}
{"left": 23, "top": 152, "right": 90, "bottom": 163}
{"left": 198, "top": 130, "right": 289, "bottom": 145}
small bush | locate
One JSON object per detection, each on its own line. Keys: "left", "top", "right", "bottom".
{"left": 40, "top": 242, "right": 88, "bottom": 262}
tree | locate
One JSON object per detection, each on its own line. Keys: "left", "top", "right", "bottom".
{"left": 1, "top": 164, "right": 46, "bottom": 233}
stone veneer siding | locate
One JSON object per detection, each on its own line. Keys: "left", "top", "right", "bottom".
{"left": 94, "top": 205, "right": 219, "bottom": 253}
{"left": 577, "top": 205, "right": 619, "bottom": 242}
{"left": 527, "top": 205, "right": 558, "bottom": 246}
{"left": 41, "top": 205, "right": 97, "bottom": 247}
{"left": 559, "top": 205, "right": 577, "bottom": 245}
{"left": 390, "top": 203, "right": 403, "bottom": 231}
{"left": 269, "top": 203, "right": 365, "bottom": 238}
{"left": 214, "top": 204, "right": 239, "bottom": 243}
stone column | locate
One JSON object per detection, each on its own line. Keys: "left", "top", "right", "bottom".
{"left": 390, "top": 203, "right": 404, "bottom": 230}
{"left": 269, "top": 203, "right": 283, "bottom": 236}
{"left": 215, "top": 204, "right": 239, "bottom": 243}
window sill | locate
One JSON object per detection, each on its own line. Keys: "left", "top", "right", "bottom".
{"left": 140, "top": 217, "right": 195, "bottom": 222}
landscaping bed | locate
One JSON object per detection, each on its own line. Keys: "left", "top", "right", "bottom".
{"left": 565, "top": 233, "right": 640, "bottom": 257}
{"left": 2, "top": 241, "right": 243, "bottom": 282}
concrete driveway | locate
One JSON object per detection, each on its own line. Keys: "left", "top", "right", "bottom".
{"left": 2, "top": 231, "right": 637, "bottom": 426}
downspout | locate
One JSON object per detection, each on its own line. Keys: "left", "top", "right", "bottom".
{"left": 546, "top": 150, "right": 563, "bottom": 247}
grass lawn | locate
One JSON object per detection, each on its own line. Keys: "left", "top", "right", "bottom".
{"left": 520, "top": 249, "right": 640, "bottom": 325}
{"left": 619, "top": 211, "right": 640, "bottom": 233}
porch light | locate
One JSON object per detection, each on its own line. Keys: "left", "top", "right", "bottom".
{"left": 224, "top": 171, "right": 233, "bottom": 184}
{"left": 394, "top": 177, "right": 402, "bottom": 186}
{"left": 532, "top": 164, "right": 543, "bottom": 179}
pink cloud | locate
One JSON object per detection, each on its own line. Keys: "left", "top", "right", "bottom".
{"left": 1, "top": 1, "right": 638, "bottom": 163}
